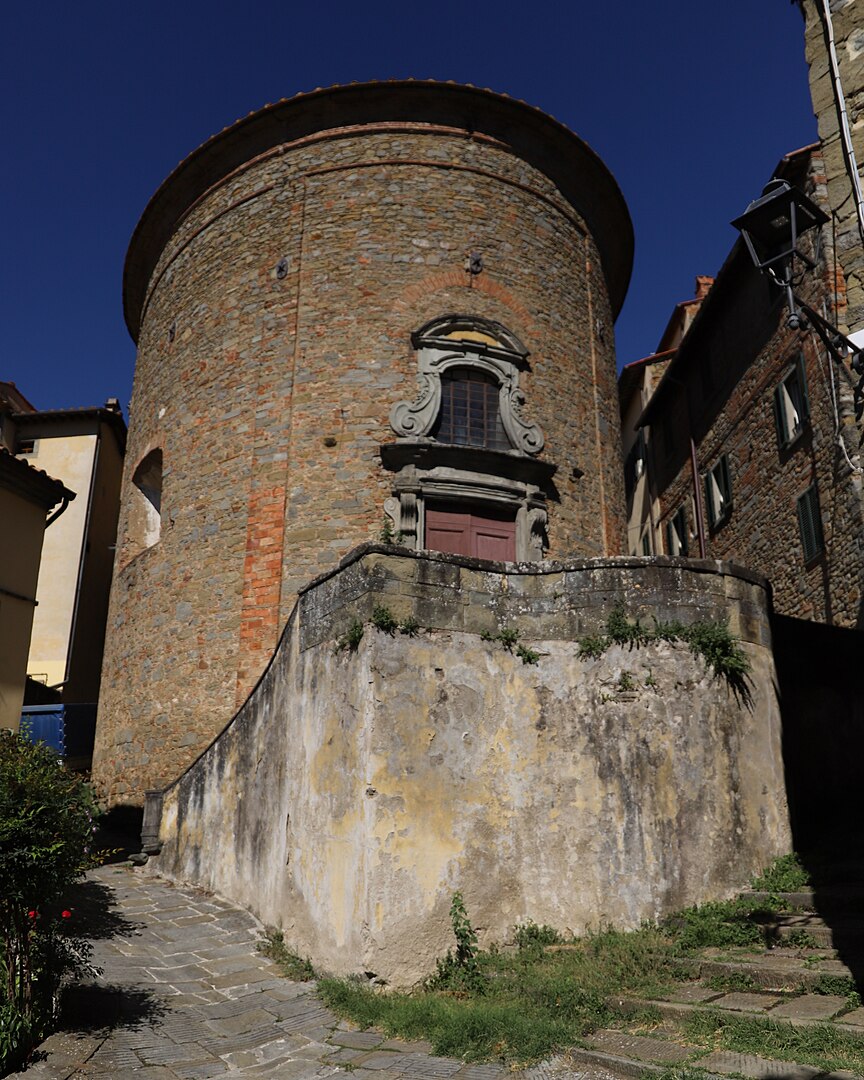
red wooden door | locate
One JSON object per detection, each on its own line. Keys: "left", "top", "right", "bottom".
{"left": 425, "top": 503, "right": 516, "bottom": 561}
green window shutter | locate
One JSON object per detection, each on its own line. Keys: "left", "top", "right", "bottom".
{"left": 774, "top": 384, "right": 789, "bottom": 446}
{"left": 797, "top": 352, "right": 810, "bottom": 424}
{"left": 704, "top": 472, "right": 715, "bottom": 527}
{"left": 797, "top": 486, "right": 824, "bottom": 562}
{"left": 721, "top": 455, "right": 732, "bottom": 512}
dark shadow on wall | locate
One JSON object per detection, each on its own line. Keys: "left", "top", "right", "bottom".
{"left": 94, "top": 804, "right": 144, "bottom": 863}
{"left": 773, "top": 612, "right": 864, "bottom": 990}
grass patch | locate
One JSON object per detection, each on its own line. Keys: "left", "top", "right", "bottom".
{"left": 664, "top": 897, "right": 777, "bottom": 950}
{"left": 650, "top": 1070, "right": 714, "bottom": 1080}
{"left": 257, "top": 930, "right": 315, "bottom": 981}
{"left": 684, "top": 1009, "right": 864, "bottom": 1073}
{"left": 514, "top": 921, "right": 562, "bottom": 950}
{"left": 750, "top": 854, "right": 810, "bottom": 893}
{"left": 318, "top": 923, "right": 685, "bottom": 1065}
{"left": 314, "top": 888, "right": 824, "bottom": 1066}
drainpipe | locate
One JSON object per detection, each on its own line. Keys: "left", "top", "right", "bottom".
{"left": 689, "top": 433, "right": 708, "bottom": 559}
{"left": 45, "top": 493, "right": 72, "bottom": 528}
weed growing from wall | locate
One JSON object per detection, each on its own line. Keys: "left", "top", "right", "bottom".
{"left": 257, "top": 929, "right": 315, "bottom": 981}
{"left": 481, "top": 627, "right": 539, "bottom": 665}
{"left": 335, "top": 607, "right": 423, "bottom": 653}
{"left": 425, "top": 892, "right": 485, "bottom": 994}
{"left": 335, "top": 619, "right": 365, "bottom": 653}
{"left": 371, "top": 605, "right": 399, "bottom": 635}
{"left": 577, "top": 605, "right": 751, "bottom": 700}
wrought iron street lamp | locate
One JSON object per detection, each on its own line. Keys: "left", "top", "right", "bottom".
{"left": 731, "top": 179, "right": 828, "bottom": 330}
{"left": 732, "top": 180, "right": 864, "bottom": 418}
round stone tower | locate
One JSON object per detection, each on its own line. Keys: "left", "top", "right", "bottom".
{"left": 93, "top": 81, "right": 633, "bottom": 806}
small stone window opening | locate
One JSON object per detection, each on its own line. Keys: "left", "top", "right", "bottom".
{"left": 704, "top": 454, "right": 732, "bottom": 529}
{"left": 774, "top": 353, "right": 810, "bottom": 449}
{"left": 131, "top": 449, "right": 163, "bottom": 551}
{"left": 431, "top": 369, "right": 511, "bottom": 451}
{"left": 797, "top": 484, "right": 824, "bottom": 563}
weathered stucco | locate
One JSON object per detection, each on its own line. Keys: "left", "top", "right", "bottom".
{"left": 152, "top": 547, "right": 790, "bottom": 987}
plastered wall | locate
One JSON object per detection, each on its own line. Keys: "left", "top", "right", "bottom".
{"left": 152, "top": 547, "right": 790, "bottom": 987}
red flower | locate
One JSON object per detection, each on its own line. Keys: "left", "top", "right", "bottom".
{"left": 61, "top": 910, "right": 72, "bottom": 919}
{"left": 27, "top": 910, "right": 37, "bottom": 920}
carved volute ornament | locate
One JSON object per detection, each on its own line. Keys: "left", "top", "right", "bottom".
{"left": 389, "top": 315, "right": 545, "bottom": 455}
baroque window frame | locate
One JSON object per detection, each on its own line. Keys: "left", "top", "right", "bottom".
{"left": 382, "top": 315, "right": 554, "bottom": 562}
{"left": 389, "top": 315, "right": 544, "bottom": 454}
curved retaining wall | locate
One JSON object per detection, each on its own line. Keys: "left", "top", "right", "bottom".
{"left": 150, "top": 546, "right": 790, "bottom": 987}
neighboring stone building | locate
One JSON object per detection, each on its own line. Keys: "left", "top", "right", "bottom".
{"left": 619, "top": 277, "right": 712, "bottom": 556}
{"left": 93, "top": 81, "right": 634, "bottom": 806}
{"left": 619, "top": 144, "right": 864, "bottom": 627}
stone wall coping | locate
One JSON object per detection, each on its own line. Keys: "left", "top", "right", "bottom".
{"left": 123, "top": 80, "right": 634, "bottom": 339}
{"left": 297, "top": 542, "right": 772, "bottom": 597}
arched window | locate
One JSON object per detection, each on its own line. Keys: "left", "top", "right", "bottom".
{"left": 432, "top": 368, "right": 511, "bottom": 451}
{"left": 129, "top": 449, "right": 163, "bottom": 552}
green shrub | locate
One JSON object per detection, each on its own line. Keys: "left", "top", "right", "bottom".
{"left": 513, "top": 920, "right": 561, "bottom": 950}
{"left": 751, "top": 853, "right": 810, "bottom": 893}
{"left": 0, "top": 731, "right": 99, "bottom": 1069}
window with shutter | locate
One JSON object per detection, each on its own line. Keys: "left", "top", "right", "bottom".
{"left": 797, "top": 485, "right": 824, "bottom": 562}
{"left": 705, "top": 455, "right": 733, "bottom": 529}
{"left": 774, "top": 353, "right": 810, "bottom": 449}
{"left": 665, "top": 505, "right": 689, "bottom": 557}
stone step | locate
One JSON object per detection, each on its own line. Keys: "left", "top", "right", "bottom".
{"left": 678, "top": 951, "right": 858, "bottom": 990}
{"left": 746, "top": 884, "right": 864, "bottom": 912}
{"left": 569, "top": 1027, "right": 863, "bottom": 1080}
{"left": 773, "top": 914, "right": 864, "bottom": 949}
{"left": 610, "top": 988, "right": 861, "bottom": 1029}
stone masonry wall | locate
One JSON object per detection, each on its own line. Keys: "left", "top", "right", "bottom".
{"left": 152, "top": 547, "right": 790, "bottom": 988}
{"left": 93, "top": 90, "right": 630, "bottom": 807}
{"left": 653, "top": 150, "right": 864, "bottom": 627}
{"left": 801, "top": 0, "right": 864, "bottom": 334}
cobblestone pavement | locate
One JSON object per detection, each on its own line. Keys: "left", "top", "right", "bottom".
{"left": 15, "top": 865, "right": 618, "bottom": 1080}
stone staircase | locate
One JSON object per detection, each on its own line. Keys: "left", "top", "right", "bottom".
{"left": 558, "top": 885, "right": 864, "bottom": 1080}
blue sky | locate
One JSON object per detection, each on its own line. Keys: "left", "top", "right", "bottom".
{"left": 1, "top": 2, "right": 815, "bottom": 413}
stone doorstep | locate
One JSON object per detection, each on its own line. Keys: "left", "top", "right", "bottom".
{"left": 611, "top": 992, "right": 854, "bottom": 1028}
